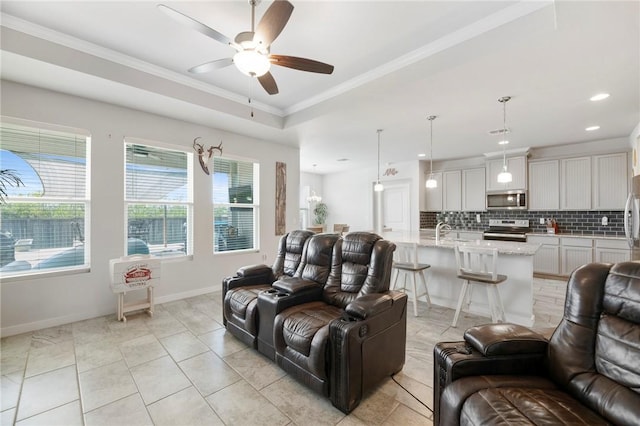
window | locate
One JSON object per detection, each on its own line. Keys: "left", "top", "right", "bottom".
{"left": 213, "top": 157, "right": 259, "bottom": 252}
{"left": 0, "top": 120, "right": 90, "bottom": 277}
{"left": 125, "top": 141, "right": 192, "bottom": 258}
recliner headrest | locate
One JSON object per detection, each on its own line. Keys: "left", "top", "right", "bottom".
{"left": 604, "top": 262, "right": 640, "bottom": 324}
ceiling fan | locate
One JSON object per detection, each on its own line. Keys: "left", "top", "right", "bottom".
{"left": 158, "top": 0, "right": 334, "bottom": 95}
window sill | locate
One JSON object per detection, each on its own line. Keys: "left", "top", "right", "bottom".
{"left": 0, "top": 266, "right": 91, "bottom": 283}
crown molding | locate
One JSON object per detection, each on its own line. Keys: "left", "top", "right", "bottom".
{"left": 0, "top": 12, "right": 284, "bottom": 118}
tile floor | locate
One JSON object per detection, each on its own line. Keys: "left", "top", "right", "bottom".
{"left": 0, "top": 277, "right": 566, "bottom": 426}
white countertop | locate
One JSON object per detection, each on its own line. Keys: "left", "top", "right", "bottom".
{"left": 382, "top": 231, "right": 540, "bottom": 256}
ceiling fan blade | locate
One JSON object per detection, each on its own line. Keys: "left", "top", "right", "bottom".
{"left": 254, "top": 0, "right": 294, "bottom": 47}
{"left": 157, "top": 4, "right": 237, "bottom": 49}
{"left": 188, "top": 58, "right": 234, "bottom": 74}
{"left": 269, "top": 55, "right": 334, "bottom": 74}
{"left": 258, "top": 72, "right": 279, "bottom": 95}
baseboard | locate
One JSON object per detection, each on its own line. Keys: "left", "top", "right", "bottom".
{"left": 1, "top": 285, "right": 220, "bottom": 337}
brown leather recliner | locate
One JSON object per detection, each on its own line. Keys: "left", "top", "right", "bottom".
{"left": 273, "top": 232, "right": 407, "bottom": 413}
{"left": 222, "top": 229, "right": 314, "bottom": 347}
{"left": 434, "top": 261, "right": 640, "bottom": 425}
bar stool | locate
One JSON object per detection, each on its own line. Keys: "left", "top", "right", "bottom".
{"left": 452, "top": 244, "right": 507, "bottom": 327}
{"left": 391, "top": 242, "right": 431, "bottom": 316}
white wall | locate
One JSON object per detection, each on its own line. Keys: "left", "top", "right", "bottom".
{"left": 0, "top": 80, "right": 300, "bottom": 336}
{"left": 321, "top": 160, "right": 421, "bottom": 232}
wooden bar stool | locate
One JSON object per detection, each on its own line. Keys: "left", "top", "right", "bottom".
{"left": 391, "top": 242, "right": 431, "bottom": 316}
{"left": 452, "top": 244, "right": 507, "bottom": 327}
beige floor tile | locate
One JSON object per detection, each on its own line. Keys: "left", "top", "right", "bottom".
{"left": 120, "top": 334, "right": 167, "bottom": 367}
{"left": 1, "top": 408, "right": 16, "bottom": 426}
{"left": 1, "top": 373, "right": 22, "bottom": 411}
{"left": 30, "top": 324, "right": 74, "bottom": 348}
{"left": 75, "top": 336, "right": 123, "bottom": 373}
{"left": 377, "top": 376, "right": 432, "bottom": 419}
{"left": 175, "top": 310, "right": 223, "bottom": 335}
{"left": 223, "top": 347, "right": 286, "bottom": 390}
{"left": 178, "top": 351, "right": 242, "bottom": 397}
{"left": 143, "top": 309, "right": 187, "bottom": 339}
{"left": 0, "top": 352, "right": 28, "bottom": 376}
{"left": 83, "top": 393, "right": 152, "bottom": 426}
{"left": 15, "top": 400, "right": 82, "bottom": 426}
{"left": 107, "top": 316, "right": 152, "bottom": 344}
{"left": 206, "top": 380, "right": 290, "bottom": 425}
{"left": 130, "top": 355, "right": 191, "bottom": 404}
{"left": 198, "top": 328, "right": 247, "bottom": 357}
{"left": 147, "top": 386, "right": 224, "bottom": 426}
{"left": 17, "top": 365, "right": 79, "bottom": 421}
{"left": 160, "top": 331, "right": 209, "bottom": 362}
{"left": 261, "top": 375, "right": 345, "bottom": 426}
{"left": 25, "top": 340, "right": 76, "bottom": 378}
{"left": 72, "top": 317, "right": 112, "bottom": 345}
{"left": 345, "top": 384, "right": 400, "bottom": 425}
{"left": 78, "top": 360, "right": 137, "bottom": 413}
{"left": 382, "top": 403, "right": 432, "bottom": 426}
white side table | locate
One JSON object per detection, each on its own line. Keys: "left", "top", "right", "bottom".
{"left": 115, "top": 286, "right": 154, "bottom": 322}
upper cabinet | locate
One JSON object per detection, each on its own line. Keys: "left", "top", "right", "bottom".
{"left": 529, "top": 160, "right": 559, "bottom": 210}
{"left": 462, "top": 167, "right": 486, "bottom": 211}
{"left": 443, "top": 170, "right": 462, "bottom": 211}
{"left": 486, "top": 156, "right": 527, "bottom": 191}
{"left": 424, "top": 171, "right": 443, "bottom": 212}
{"left": 592, "top": 153, "right": 628, "bottom": 210}
{"left": 560, "top": 156, "right": 591, "bottom": 210}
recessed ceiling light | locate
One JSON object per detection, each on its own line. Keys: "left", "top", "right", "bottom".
{"left": 590, "top": 93, "right": 610, "bottom": 101}
{"left": 498, "top": 140, "right": 509, "bottom": 145}
{"left": 336, "top": 158, "right": 349, "bottom": 162}
{"left": 418, "top": 153, "right": 426, "bottom": 157}
{"left": 585, "top": 125, "right": 600, "bottom": 131}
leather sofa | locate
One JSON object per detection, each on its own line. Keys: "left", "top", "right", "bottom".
{"left": 222, "top": 231, "right": 407, "bottom": 413}
{"left": 433, "top": 261, "right": 640, "bottom": 425}
{"left": 222, "top": 229, "right": 315, "bottom": 347}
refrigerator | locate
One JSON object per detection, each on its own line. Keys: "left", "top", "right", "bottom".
{"left": 624, "top": 175, "right": 640, "bottom": 259}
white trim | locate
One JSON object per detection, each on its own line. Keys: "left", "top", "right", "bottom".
{"left": 0, "top": 12, "right": 283, "bottom": 118}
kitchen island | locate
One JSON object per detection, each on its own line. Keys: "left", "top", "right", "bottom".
{"left": 383, "top": 230, "right": 541, "bottom": 327}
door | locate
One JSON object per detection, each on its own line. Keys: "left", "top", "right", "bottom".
{"left": 382, "top": 181, "right": 411, "bottom": 231}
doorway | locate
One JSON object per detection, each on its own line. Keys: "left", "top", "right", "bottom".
{"left": 380, "top": 180, "right": 411, "bottom": 231}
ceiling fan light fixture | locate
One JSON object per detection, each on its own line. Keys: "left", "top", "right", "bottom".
{"left": 233, "top": 50, "right": 271, "bottom": 76}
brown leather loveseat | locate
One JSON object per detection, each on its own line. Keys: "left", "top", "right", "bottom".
{"left": 223, "top": 231, "right": 407, "bottom": 413}
{"left": 434, "top": 261, "right": 640, "bottom": 425}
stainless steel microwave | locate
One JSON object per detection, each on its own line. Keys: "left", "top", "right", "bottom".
{"left": 486, "top": 190, "right": 527, "bottom": 210}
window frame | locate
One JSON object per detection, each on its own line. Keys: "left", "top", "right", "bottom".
{"left": 0, "top": 116, "right": 91, "bottom": 280}
{"left": 212, "top": 154, "right": 260, "bottom": 254}
{"left": 124, "top": 137, "right": 194, "bottom": 259}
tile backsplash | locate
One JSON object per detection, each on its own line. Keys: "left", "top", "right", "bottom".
{"left": 420, "top": 210, "right": 625, "bottom": 236}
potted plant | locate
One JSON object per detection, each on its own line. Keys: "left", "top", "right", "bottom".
{"left": 313, "top": 202, "right": 328, "bottom": 225}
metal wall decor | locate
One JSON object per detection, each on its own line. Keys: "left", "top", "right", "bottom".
{"left": 193, "top": 137, "right": 223, "bottom": 175}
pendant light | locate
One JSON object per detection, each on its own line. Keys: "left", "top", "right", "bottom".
{"left": 426, "top": 115, "right": 438, "bottom": 189}
{"left": 374, "top": 129, "right": 384, "bottom": 192}
{"left": 496, "top": 96, "right": 513, "bottom": 184}
{"left": 306, "top": 164, "right": 322, "bottom": 203}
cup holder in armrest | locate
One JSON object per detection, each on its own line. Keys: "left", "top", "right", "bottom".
{"left": 264, "top": 289, "right": 278, "bottom": 294}
{"left": 275, "top": 292, "right": 288, "bottom": 297}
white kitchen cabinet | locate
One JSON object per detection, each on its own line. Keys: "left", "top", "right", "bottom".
{"left": 443, "top": 170, "right": 462, "bottom": 211}
{"left": 560, "top": 237, "right": 593, "bottom": 276}
{"left": 424, "top": 171, "right": 443, "bottom": 212}
{"left": 528, "top": 235, "right": 560, "bottom": 275}
{"left": 486, "top": 156, "right": 527, "bottom": 191}
{"left": 528, "top": 160, "right": 559, "bottom": 210}
{"left": 560, "top": 157, "right": 591, "bottom": 210}
{"left": 462, "top": 167, "right": 486, "bottom": 211}
{"left": 592, "top": 153, "right": 628, "bottom": 210}
{"left": 594, "top": 238, "right": 631, "bottom": 263}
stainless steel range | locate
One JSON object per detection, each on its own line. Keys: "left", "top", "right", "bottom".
{"left": 483, "top": 219, "right": 531, "bottom": 242}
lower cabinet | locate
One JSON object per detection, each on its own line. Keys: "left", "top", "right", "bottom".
{"left": 561, "top": 238, "right": 593, "bottom": 276}
{"left": 594, "top": 238, "right": 631, "bottom": 263}
{"left": 528, "top": 236, "right": 560, "bottom": 275}
{"left": 528, "top": 235, "right": 631, "bottom": 276}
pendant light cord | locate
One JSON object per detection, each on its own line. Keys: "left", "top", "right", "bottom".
{"left": 499, "top": 96, "right": 511, "bottom": 169}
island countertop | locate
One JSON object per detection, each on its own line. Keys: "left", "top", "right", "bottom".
{"left": 382, "top": 230, "right": 540, "bottom": 256}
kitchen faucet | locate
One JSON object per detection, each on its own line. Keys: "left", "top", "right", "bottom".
{"left": 436, "top": 221, "right": 452, "bottom": 243}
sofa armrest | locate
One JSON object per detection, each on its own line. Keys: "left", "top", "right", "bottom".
{"left": 344, "top": 294, "right": 392, "bottom": 320}
{"left": 464, "top": 323, "right": 548, "bottom": 356}
{"left": 433, "top": 340, "right": 547, "bottom": 425}
{"left": 272, "top": 277, "right": 322, "bottom": 294}
{"left": 237, "top": 264, "right": 273, "bottom": 278}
